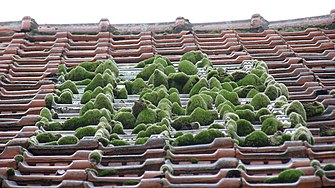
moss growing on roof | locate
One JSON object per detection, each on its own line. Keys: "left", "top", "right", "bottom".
{"left": 209, "top": 123, "right": 225, "bottom": 129}
{"left": 95, "top": 59, "right": 119, "bottom": 76}
{"left": 150, "top": 69, "right": 169, "bottom": 88}
{"left": 171, "top": 116, "right": 193, "bottom": 130}
{"left": 81, "top": 90, "right": 92, "bottom": 104}
{"left": 94, "top": 93, "right": 113, "bottom": 112}
{"left": 194, "top": 129, "right": 225, "bottom": 145}
{"left": 80, "top": 100, "right": 94, "bottom": 116}
{"left": 132, "top": 124, "right": 147, "bottom": 134}
{"left": 189, "top": 78, "right": 208, "bottom": 96}
{"left": 234, "top": 85, "right": 255, "bottom": 98}
{"left": 137, "top": 124, "right": 168, "bottom": 138}
{"left": 164, "top": 65, "right": 176, "bottom": 75}
{"left": 137, "top": 63, "right": 164, "bottom": 81}
{"left": 114, "top": 112, "right": 136, "bottom": 129}
{"left": 246, "top": 88, "right": 258, "bottom": 98}
{"left": 168, "top": 72, "right": 190, "bottom": 93}
{"left": 57, "top": 80, "right": 79, "bottom": 94}
{"left": 43, "top": 122, "right": 63, "bottom": 131}
{"left": 58, "top": 64, "right": 67, "bottom": 75}
{"left": 136, "top": 108, "right": 157, "bottom": 125}
{"left": 180, "top": 51, "right": 204, "bottom": 64}
{"left": 58, "top": 90, "right": 72, "bottom": 104}
{"left": 199, "top": 93, "right": 213, "bottom": 109}
{"left": 289, "top": 112, "right": 306, "bottom": 128}
{"left": 79, "top": 61, "right": 102, "bottom": 72}
{"left": 74, "top": 126, "right": 97, "bottom": 139}
{"left": 57, "top": 135, "right": 79, "bottom": 145}
{"left": 65, "top": 66, "right": 96, "bottom": 81}
{"left": 63, "top": 109, "right": 110, "bottom": 130}
{"left": 231, "top": 71, "right": 248, "bottom": 82}
{"left": 219, "top": 90, "right": 239, "bottom": 105}
{"left": 320, "top": 126, "right": 335, "bottom": 137}
{"left": 135, "top": 137, "right": 149, "bottom": 145}
{"left": 178, "top": 60, "right": 198, "bottom": 75}
{"left": 303, "top": 101, "right": 324, "bottom": 117}
{"left": 218, "top": 104, "right": 235, "bottom": 118}
{"left": 36, "top": 132, "right": 61, "bottom": 143}
{"left": 190, "top": 108, "right": 218, "bottom": 126}
{"left": 89, "top": 150, "right": 102, "bottom": 165}
{"left": 45, "top": 94, "right": 54, "bottom": 109}
{"left": 264, "top": 85, "right": 280, "bottom": 100}
{"left": 116, "top": 88, "right": 128, "bottom": 99}
{"left": 256, "top": 108, "right": 271, "bottom": 121}
{"left": 265, "top": 169, "right": 304, "bottom": 183}
{"left": 85, "top": 72, "right": 116, "bottom": 92}
{"left": 235, "top": 109, "right": 256, "bottom": 122}
{"left": 324, "top": 164, "right": 335, "bottom": 171}
{"left": 292, "top": 126, "right": 314, "bottom": 145}
{"left": 209, "top": 77, "right": 222, "bottom": 89}
{"left": 244, "top": 130, "right": 269, "bottom": 147}
{"left": 131, "top": 78, "right": 146, "bottom": 94}
{"left": 142, "top": 91, "right": 159, "bottom": 106}
{"left": 40, "top": 107, "right": 52, "bottom": 121}
{"left": 186, "top": 94, "right": 208, "bottom": 115}
{"left": 171, "top": 102, "right": 186, "bottom": 115}
{"left": 215, "top": 94, "right": 226, "bottom": 108}
{"left": 223, "top": 112, "right": 239, "bottom": 121}
{"left": 182, "top": 75, "right": 199, "bottom": 94}
{"left": 196, "top": 57, "right": 212, "bottom": 68}
{"left": 237, "top": 74, "right": 262, "bottom": 86}
{"left": 236, "top": 119, "right": 255, "bottom": 136}
{"left": 168, "top": 92, "right": 181, "bottom": 105}
{"left": 261, "top": 117, "right": 281, "bottom": 135}
{"left": 235, "top": 104, "right": 254, "bottom": 111}
{"left": 285, "top": 100, "right": 307, "bottom": 121}
{"left": 111, "top": 122, "right": 125, "bottom": 134}
{"left": 250, "top": 93, "right": 271, "bottom": 110}
{"left": 173, "top": 133, "right": 195, "bottom": 146}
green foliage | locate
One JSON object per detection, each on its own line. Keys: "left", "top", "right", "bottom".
{"left": 237, "top": 73, "right": 262, "bottom": 86}
{"left": 246, "top": 88, "right": 259, "bottom": 98}
{"left": 130, "top": 78, "right": 146, "bottom": 94}
{"left": 149, "top": 69, "right": 168, "bottom": 88}
{"left": 289, "top": 112, "right": 306, "bottom": 128}
{"left": 58, "top": 64, "right": 67, "bottom": 75}
{"left": 286, "top": 100, "right": 307, "bottom": 121}
{"left": 112, "top": 122, "right": 125, "bottom": 134}
{"left": 74, "top": 126, "right": 97, "bottom": 139}
{"left": 45, "top": 94, "right": 54, "bottom": 109}
{"left": 63, "top": 109, "right": 110, "bottom": 130}
{"left": 168, "top": 92, "right": 181, "bottom": 105}
{"left": 215, "top": 94, "right": 226, "bottom": 108}
{"left": 244, "top": 130, "right": 269, "bottom": 147}
{"left": 110, "top": 139, "right": 130, "bottom": 146}
{"left": 136, "top": 108, "right": 157, "bottom": 125}
{"left": 85, "top": 73, "right": 116, "bottom": 92}
{"left": 43, "top": 122, "right": 62, "bottom": 131}
{"left": 303, "top": 101, "right": 324, "bottom": 117}
{"left": 81, "top": 90, "right": 92, "bottom": 104}
{"left": 173, "top": 133, "right": 195, "bottom": 146}
{"left": 95, "top": 59, "right": 119, "bottom": 76}
{"left": 57, "top": 135, "right": 79, "bottom": 145}
{"left": 164, "top": 65, "right": 176, "bottom": 75}
{"left": 209, "top": 123, "right": 225, "bottom": 129}
{"left": 178, "top": 60, "right": 198, "bottom": 75}
{"left": 168, "top": 72, "right": 190, "bottom": 93}
{"left": 171, "top": 116, "right": 192, "bottom": 130}
{"left": 196, "top": 57, "right": 212, "bottom": 68}
{"left": 231, "top": 71, "right": 248, "bottom": 82}
{"left": 79, "top": 61, "right": 102, "bottom": 72}
{"left": 40, "top": 107, "right": 52, "bottom": 121}
{"left": 233, "top": 86, "right": 255, "bottom": 98}
{"left": 14, "top": 154, "right": 24, "bottom": 164}
{"left": 256, "top": 108, "right": 271, "bottom": 121}
{"left": 135, "top": 137, "right": 149, "bottom": 145}
{"left": 264, "top": 85, "right": 280, "bottom": 100}
{"left": 117, "top": 88, "right": 128, "bottom": 99}
{"left": 186, "top": 94, "right": 208, "bottom": 115}
{"left": 182, "top": 75, "right": 199, "bottom": 94}
{"left": 194, "top": 129, "right": 225, "bottom": 145}
{"left": 265, "top": 169, "right": 304, "bottom": 183}
{"left": 236, "top": 119, "right": 255, "bottom": 136}
{"left": 137, "top": 63, "right": 164, "bottom": 81}
{"left": 250, "top": 93, "right": 271, "bottom": 110}
{"left": 136, "top": 124, "right": 168, "bottom": 138}
{"left": 7, "top": 168, "right": 15, "bottom": 176}
{"left": 261, "top": 117, "right": 281, "bottom": 135}
{"left": 190, "top": 108, "right": 218, "bottom": 126}
{"left": 57, "top": 80, "right": 79, "bottom": 94}
{"left": 80, "top": 101, "right": 94, "bottom": 116}
{"left": 89, "top": 150, "right": 102, "bottom": 165}
{"left": 36, "top": 132, "right": 61, "bottom": 143}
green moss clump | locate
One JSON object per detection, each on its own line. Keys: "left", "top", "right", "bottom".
{"left": 292, "top": 126, "right": 314, "bottom": 145}
{"left": 168, "top": 72, "right": 190, "bottom": 93}
{"left": 250, "top": 93, "right": 271, "bottom": 110}
{"left": 278, "top": 83, "right": 289, "bottom": 98}
{"left": 190, "top": 108, "right": 218, "bottom": 126}
{"left": 65, "top": 66, "right": 96, "bottom": 81}
{"left": 135, "top": 137, "right": 149, "bottom": 145}
{"left": 171, "top": 102, "right": 186, "bottom": 115}
{"left": 76, "top": 79, "right": 92, "bottom": 85}
{"left": 137, "top": 63, "right": 163, "bottom": 81}
{"left": 244, "top": 130, "right": 269, "bottom": 147}
{"left": 57, "top": 80, "right": 79, "bottom": 94}
{"left": 173, "top": 133, "right": 195, "bottom": 146}
{"left": 7, "top": 168, "right": 15, "bottom": 176}
{"left": 74, "top": 126, "right": 97, "bottom": 139}
{"left": 223, "top": 112, "right": 239, "bottom": 121}
{"left": 219, "top": 90, "right": 239, "bottom": 105}
{"left": 246, "top": 88, "right": 259, "bottom": 98}
{"left": 256, "top": 108, "right": 271, "bottom": 120}
{"left": 43, "top": 122, "right": 63, "bottom": 131}
{"left": 14, "top": 154, "right": 24, "bottom": 164}
{"left": 186, "top": 94, "right": 208, "bottom": 115}
{"left": 235, "top": 104, "right": 254, "bottom": 111}
{"left": 236, "top": 119, "right": 255, "bottom": 136}
{"left": 63, "top": 109, "right": 109, "bottom": 130}
{"left": 97, "top": 169, "right": 118, "bottom": 177}
{"left": 261, "top": 117, "right": 281, "bottom": 135}
{"left": 320, "top": 126, "right": 335, "bottom": 137}
{"left": 182, "top": 75, "right": 200, "bottom": 94}
{"left": 95, "top": 59, "right": 119, "bottom": 76}
{"left": 112, "top": 122, "right": 125, "bottom": 134}
{"left": 168, "top": 92, "right": 181, "bottom": 105}
{"left": 89, "top": 150, "right": 102, "bottom": 165}
{"left": 265, "top": 169, "right": 304, "bottom": 183}
{"left": 215, "top": 94, "right": 226, "bottom": 108}
{"left": 231, "top": 71, "right": 248, "bottom": 82}
{"left": 136, "top": 108, "right": 157, "bottom": 125}
{"left": 81, "top": 90, "right": 92, "bottom": 104}
{"left": 149, "top": 69, "right": 168, "bottom": 88}
{"left": 164, "top": 65, "right": 176, "bottom": 75}
{"left": 196, "top": 57, "right": 212, "bottom": 68}
{"left": 303, "top": 101, "right": 324, "bottom": 117}
{"left": 237, "top": 74, "right": 262, "bottom": 86}
{"left": 289, "top": 112, "right": 306, "bottom": 128}
{"left": 218, "top": 104, "right": 235, "bottom": 118}
{"left": 94, "top": 93, "right": 113, "bottom": 112}
{"left": 180, "top": 51, "right": 204, "bottom": 64}
{"left": 117, "top": 88, "right": 128, "bottom": 99}
{"left": 80, "top": 101, "right": 94, "bottom": 116}
{"left": 194, "top": 129, "right": 225, "bottom": 145}
{"left": 114, "top": 112, "right": 136, "bottom": 129}
{"left": 171, "top": 116, "right": 193, "bottom": 130}
{"left": 59, "top": 90, "right": 73, "bottom": 104}
{"left": 58, "top": 64, "right": 67, "bottom": 75}
{"left": 45, "top": 94, "right": 54, "bottom": 109}
{"left": 40, "top": 107, "right": 52, "bottom": 121}
{"left": 189, "top": 78, "right": 208, "bottom": 96}
{"left": 285, "top": 100, "right": 307, "bottom": 121}
{"left": 178, "top": 60, "right": 198, "bottom": 75}
{"left": 131, "top": 78, "right": 146, "bottom": 94}
{"left": 57, "top": 135, "right": 79, "bottom": 145}
{"left": 324, "top": 164, "right": 335, "bottom": 171}
{"left": 209, "top": 123, "right": 225, "bottom": 129}
{"left": 235, "top": 109, "right": 256, "bottom": 122}
{"left": 36, "top": 132, "right": 61, "bottom": 143}
{"left": 233, "top": 85, "right": 255, "bottom": 98}
{"left": 85, "top": 73, "right": 116, "bottom": 92}
{"left": 264, "top": 85, "right": 280, "bottom": 100}
{"left": 79, "top": 61, "right": 102, "bottom": 72}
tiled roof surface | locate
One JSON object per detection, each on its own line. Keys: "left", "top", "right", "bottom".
{"left": 0, "top": 12, "right": 335, "bottom": 188}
